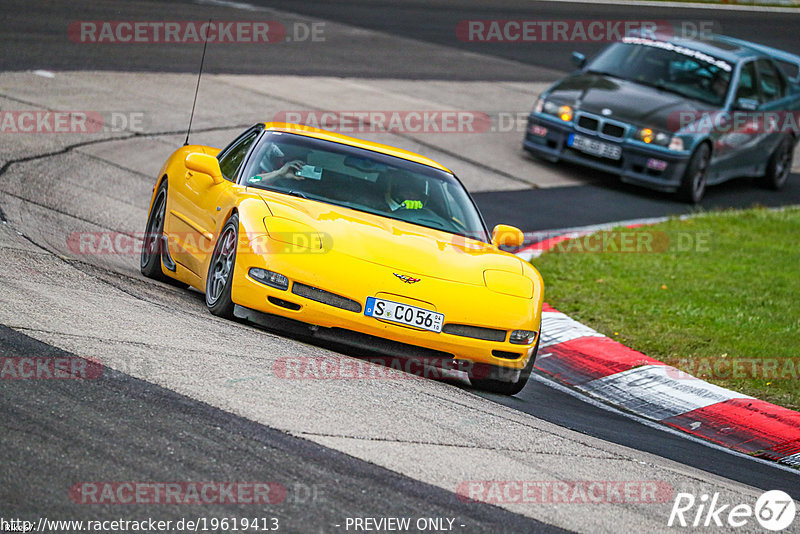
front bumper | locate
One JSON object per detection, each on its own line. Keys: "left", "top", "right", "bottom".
{"left": 523, "top": 113, "right": 691, "bottom": 192}
{"left": 230, "top": 235, "right": 542, "bottom": 371}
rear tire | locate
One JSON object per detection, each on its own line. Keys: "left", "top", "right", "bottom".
{"left": 140, "top": 181, "right": 171, "bottom": 282}
{"left": 206, "top": 214, "right": 239, "bottom": 319}
{"left": 677, "top": 143, "right": 710, "bottom": 204}
{"left": 469, "top": 335, "right": 540, "bottom": 396}
{"left": 758, "top": 135, "right": 794, "bottom": 190}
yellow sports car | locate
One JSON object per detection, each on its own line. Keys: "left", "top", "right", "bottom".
{"left": 141, "top": 123, "right": 544, "bottom": 394}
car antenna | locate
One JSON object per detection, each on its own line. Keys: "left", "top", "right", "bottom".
{"left": 184, "top": 18, "right": 212, "bottom": 146}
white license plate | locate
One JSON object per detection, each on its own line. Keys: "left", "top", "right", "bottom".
{"left": 569, "top": 134, "right": 622, "bottom": 160}
{"left": 365, "top": 297, "right": 444, "bottom": 333}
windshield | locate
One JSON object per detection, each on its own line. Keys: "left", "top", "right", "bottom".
{"left": 587, "top": 39, "right": 734, "bottom": 106}
{"left": 241, "top": 131, "right": 489, "bottom": 242}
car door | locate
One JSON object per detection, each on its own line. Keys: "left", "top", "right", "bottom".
{"left": 753, "top": 58, "right": 793, "bottom": 168}
{"left": 172, "top": 128, "right": 260, "bottom": 276}
{"left": 711, "top": 60, "right": 764, "bottom": 179}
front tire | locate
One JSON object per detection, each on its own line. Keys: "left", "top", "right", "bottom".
{"left": 469, "top": 335, "right": 540, "bottom": 396}
{"left": 206, "top": 213, "right": 239, "bottom": 319}
{"left": 758, "top": 135, "right": 794, "bottom": 190}
{"left": 677, "top": 143, "right": 710, "bottom": 204}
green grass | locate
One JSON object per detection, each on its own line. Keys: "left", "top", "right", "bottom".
{"left": 532, "top": 207, "right": 800, "bottom": 411}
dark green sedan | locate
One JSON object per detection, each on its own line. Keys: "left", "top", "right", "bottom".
{"left": 524, "top": 33, "right": 800, "bottom": 203}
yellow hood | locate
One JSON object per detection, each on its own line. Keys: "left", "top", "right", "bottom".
{"left": 258, "top": 192, "right": 522, "bottom": 286}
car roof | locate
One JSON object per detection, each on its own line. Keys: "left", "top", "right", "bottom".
{"left": 260, "top": 122, "right": 453, "bottom": 173}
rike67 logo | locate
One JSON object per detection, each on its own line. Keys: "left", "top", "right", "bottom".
{"left": 669, "top": 490, "right": 796, "bottom": 531}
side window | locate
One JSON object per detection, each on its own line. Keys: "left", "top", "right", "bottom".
{"left": 734, "top": 62, "right": 760, "bottom": 103}
{"left": 756, "top": 59, "right": 786, "bottom": 102}
{"left": 218, "top": 130, "right": 259, "bottom": 181}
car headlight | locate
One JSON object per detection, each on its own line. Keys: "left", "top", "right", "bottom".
{"left": 636, "top": 127, "right": 679, "bottom": 149}
{"left": 510, "top": 330, "right": 538, "bottom": 345}
{"left": 249, "top": 268, "right": 289, "bottom": 290}
{"left": 538, "top": 100, "right": 574, "bottom": 122}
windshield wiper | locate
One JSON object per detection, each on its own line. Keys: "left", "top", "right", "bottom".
{"left": 637, "top": 78, "right": 670, "bottom": 91}
{"left": 286, "top": 190, "right": 308, "bottom": 199}
{"left": 587, "top": 69, "right": 626, "bottom": 80}
{"left": 635, "top": 78, "right": 696, "bottom": 101}
{"left": 636, "top": 80, "right": 719, "bottom": 105}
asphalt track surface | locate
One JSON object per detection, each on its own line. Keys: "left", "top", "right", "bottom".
{"left": 0, "top": 326, "right": 558, "bottom": 533}
{"left": 473, "top": 172, "right": 800, "bottom": 231}
{"left": 7, "top": 0, "right": 799, "bottom": 78}
{"left": 5, "top": 0, "right": 800, "bottom": 227}
{"left": 250, "top": 0, "right": 800, "bottom": 230}
{"left": 2, "top": 0, "right": 800, "bottom": 532}
{"left": 252, "top": 0, "right": 800, "bottom": 76}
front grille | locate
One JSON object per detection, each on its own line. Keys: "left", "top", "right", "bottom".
{"left": 577, "top": 115, "right": 599, "bottom": 131}
{"left": 575, "top": 112, "right": 628, "bottom": 140}
{"left": 324, "top": 328, "right": 455, "bottom": 360}
{"left": 442, "top": 324, "right": 506, "bottom": 342}
{"left": 291, "top": 283, "right": 362, "bottom": 313}
{"left": 602, "top": 123, "right": 625, "bottom": 138}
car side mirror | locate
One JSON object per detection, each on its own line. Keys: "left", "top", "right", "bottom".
{"left": 571, "top": 52, "right": 586, "bottom": 69}
{"left": 734, "top": 97, "right": 759, "bottom": 111}
{"left": 491, "top": 224, "right": 524, "bottom": 247}
{"left": 185, "top": 153, "right": 224, "bottom": 185}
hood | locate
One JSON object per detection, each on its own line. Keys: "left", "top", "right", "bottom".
{"left": 546, "top": 73, "right": 716, "bottom": 132}
{"left": 257, "top": 192, "right": 522, "bottom": 285}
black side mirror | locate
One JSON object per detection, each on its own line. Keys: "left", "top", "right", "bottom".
{"left": 571, "top": 52, "right": 586, "bottom": 69}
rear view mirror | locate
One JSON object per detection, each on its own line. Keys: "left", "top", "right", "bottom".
{"left": 185, "top": 153, "right": 223, "bottom": 185}
{"left": 491, "top": 224, "right": 524, "bottom": 247}
{"left": 571, "top": 52, "right": 586, "bottom": 69}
